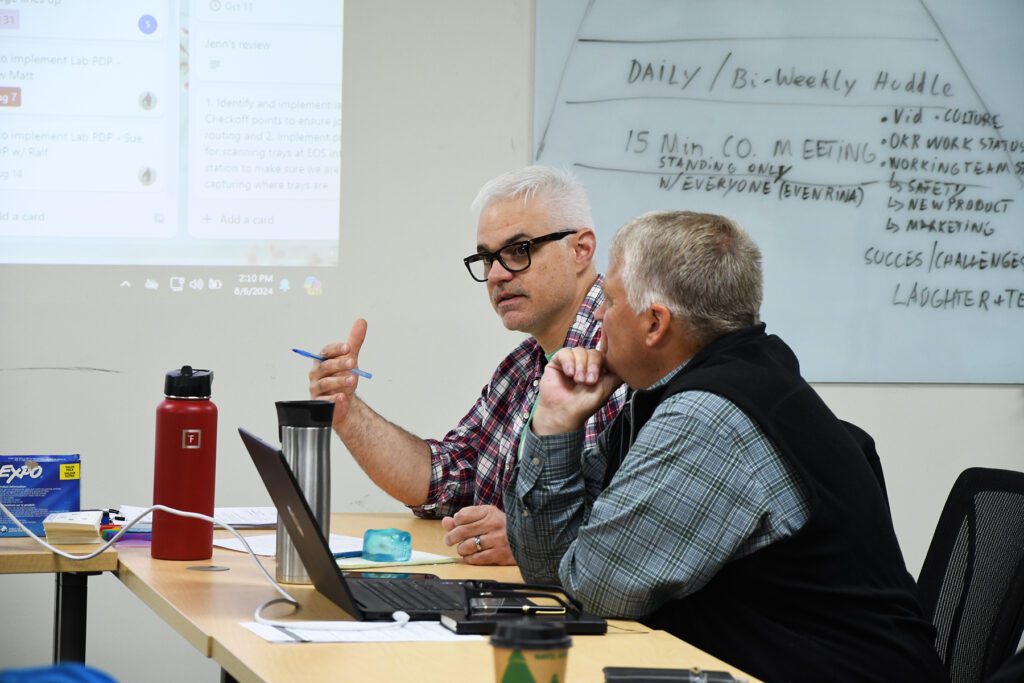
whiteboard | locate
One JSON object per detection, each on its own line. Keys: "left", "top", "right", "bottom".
{"left": 534, "top": 0, "right": 1024, "bottom": 383}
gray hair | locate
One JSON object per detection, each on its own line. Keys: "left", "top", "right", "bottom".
{"left": 471, "top": 166, "right": 593, "bottom": 230}
{"left": 609, "top": 210, "right": 763, "bottom": 346}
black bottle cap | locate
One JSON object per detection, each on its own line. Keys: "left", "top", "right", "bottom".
{"left": 164, "top": 365, "right": 213, "bottom": 398}
{"left": 275, "top": 400, "right": 335, "bottom": 429}
{"left": 490, "top": 619, "right": 572, "bottom": 650}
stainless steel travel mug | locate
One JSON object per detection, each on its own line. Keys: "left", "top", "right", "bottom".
{"left": 274, "top": 400, "right": 334, "bottom": 584}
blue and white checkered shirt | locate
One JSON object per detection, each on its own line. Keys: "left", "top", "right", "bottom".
{"left": 505, "top": 364, "right": 810, "bottom": 619}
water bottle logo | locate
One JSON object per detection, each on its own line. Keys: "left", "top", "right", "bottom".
{"left": 182, "top": 429, "right": 202, "bottom": 449}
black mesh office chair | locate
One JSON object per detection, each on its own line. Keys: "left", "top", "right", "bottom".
{"left": 917, "top": 467, "right": 1024, "bottom": 683}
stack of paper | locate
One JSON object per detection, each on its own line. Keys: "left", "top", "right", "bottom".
{"left": 43, "top": 510, "right": 103, "bottom": 544}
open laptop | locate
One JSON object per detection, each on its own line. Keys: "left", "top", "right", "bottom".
{"left": 240, "top": 427, "right": 607, "bottom": 633}
{"left": 239, "top": 427, "right": 469, "bottom": 621}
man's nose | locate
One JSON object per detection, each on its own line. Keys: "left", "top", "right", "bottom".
{"left": 487, "top": 260, "right": 515, "bottom": 284}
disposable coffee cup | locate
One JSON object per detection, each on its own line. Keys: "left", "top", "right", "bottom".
{"left": 490, "top": 619, "right": 572, "bottom": 683}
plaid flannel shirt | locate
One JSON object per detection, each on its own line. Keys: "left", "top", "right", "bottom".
{"left": 413, "top": 275, "right": 626, "bottom": 518}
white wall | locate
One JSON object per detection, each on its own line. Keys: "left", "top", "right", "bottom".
{"left": 817, "top": 383, "right": 1024, "bottom": 574}
{"left": 0, "top": 1, "right": 1020, "bottom": 680}
{"left": 0, "top": 2, "right": 531, "bottom": 680}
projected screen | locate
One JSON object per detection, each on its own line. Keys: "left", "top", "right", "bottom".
{"left": 0, "top": 1, "right": 342, "bottom": 282}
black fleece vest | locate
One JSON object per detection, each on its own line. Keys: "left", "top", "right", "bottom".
{"left": 602, "top": 325, "right": 945, "bottom": 683}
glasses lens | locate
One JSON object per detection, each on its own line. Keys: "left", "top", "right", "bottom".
{"left": 467, "top": 257, "right": 489, "bottom": 281}
{"left": 498, "top": 243, "right": 531, "bottom": 272}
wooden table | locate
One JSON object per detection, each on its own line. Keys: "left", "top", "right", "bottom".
{"left": 0, "top": 536, "right": 118, "bottom": 662}
{"left": 114, "top": 513, "right": 760, "bottom": 682}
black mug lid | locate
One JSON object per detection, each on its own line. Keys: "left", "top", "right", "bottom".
{"left": 275, "top": 400, "right": 335, "bottom": 429}
{"left": 164, "top": 366, "right": 213, "bottom": 398}
{"left": 489, "top": 619, "right": 572, "bottom": 650}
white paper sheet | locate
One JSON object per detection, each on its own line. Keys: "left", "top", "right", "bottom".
{"left": 242, "top": 620, "right": 483, "bottom": 643}
{"left": 212, "top": 533, "right": 457, "bottom": 569}
{"left": 214, "top": 533, "right": 361, "bottom": 557}
{"left": 116, "top": 505, "right": 278, "bottom": 531}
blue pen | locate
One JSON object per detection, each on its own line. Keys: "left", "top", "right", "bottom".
{"left": 333, "top": 550, "right": 362, "bottom": 559}
{"left": 291, "top": 348, "right": 373, "bottom": 379}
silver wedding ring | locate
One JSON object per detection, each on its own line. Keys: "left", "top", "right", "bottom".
{"left": 473, "top": 535, "right": 483, "bottom": 553}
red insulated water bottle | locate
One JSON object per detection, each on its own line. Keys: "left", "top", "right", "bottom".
{"left": 152, "top": 365, "right": 217, "bottom": 560}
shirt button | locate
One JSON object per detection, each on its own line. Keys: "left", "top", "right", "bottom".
{"left": 523, "top": 510, "right": 530, "bottom": 517}
{"left": 532, "top": 379, "right": 539, "bottom": 387}
{"left": 532, "top": 457, "right": 540, "bottom": 466}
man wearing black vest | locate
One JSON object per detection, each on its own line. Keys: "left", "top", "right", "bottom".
{"left": 505, "top": 210, "right": 946, "bottom": 682}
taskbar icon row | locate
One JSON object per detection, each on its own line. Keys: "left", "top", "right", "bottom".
{"left": 118, "top": 275, "right": 324, "bottom": 296}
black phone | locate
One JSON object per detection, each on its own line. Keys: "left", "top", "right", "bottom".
{"left": 341, "top": 571, "right": 439, "bottom": 580}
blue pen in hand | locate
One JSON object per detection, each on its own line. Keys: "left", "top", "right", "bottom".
{"left": 291, "top": 348, "right": 373, "bottom": 379}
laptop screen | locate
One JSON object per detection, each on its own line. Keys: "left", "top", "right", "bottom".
{"left": 238, "top": 427, "right": 366, "bottom": 620}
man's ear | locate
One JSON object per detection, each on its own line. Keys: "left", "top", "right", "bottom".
{"left": 645, "top": 304, "right": 673, "bottom": 347}
{"left": 573, "top": 228, "right": 597, "bottom": 270}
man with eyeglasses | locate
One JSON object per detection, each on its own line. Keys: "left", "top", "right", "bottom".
{"left": 308, "top": 166, "right": 626, "bottom": 565}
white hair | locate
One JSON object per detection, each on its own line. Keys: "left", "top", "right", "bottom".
{"left": 471, "top": 166, "right": 593, "bottom": 229}
{"left": 610, "top": 210, "right": 763, "bottom": 346}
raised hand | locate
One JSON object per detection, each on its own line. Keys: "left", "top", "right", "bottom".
{"left": 308, "top": 318, "right": 369, "bottom": 429}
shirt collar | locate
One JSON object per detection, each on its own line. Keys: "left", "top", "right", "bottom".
{"left": 562, "top": 274, "right": 605, "bottom": 348}
{"left": 649, "top": 358, "right": 691, "bottom": 390}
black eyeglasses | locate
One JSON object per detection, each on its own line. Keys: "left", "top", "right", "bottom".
{"left": 463, "top": 230, "right": 578, "bottom": 282}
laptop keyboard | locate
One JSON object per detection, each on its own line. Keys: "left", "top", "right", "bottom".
{"left": 353, "top": 579, "right": 464, "bottom": 612}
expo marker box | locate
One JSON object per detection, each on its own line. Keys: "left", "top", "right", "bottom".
{"left": 0, "top": 455, "right": 81, "bottom": 537}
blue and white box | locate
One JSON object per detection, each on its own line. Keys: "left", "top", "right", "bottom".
{"left": 0, "top": 454, "right": 82, "bottom": 537}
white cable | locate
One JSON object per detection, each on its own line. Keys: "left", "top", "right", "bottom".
{"left": 0, "top": 500, "right": 292, "bottom": 602}
{"left": 0, "top": 500, "right": 410, "bottom": 631}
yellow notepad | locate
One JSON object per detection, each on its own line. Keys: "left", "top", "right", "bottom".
{"left": 335, "top": 550, "right": 457, "bottom": 570}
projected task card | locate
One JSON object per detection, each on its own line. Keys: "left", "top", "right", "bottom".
{"left": 0, "top": 1, "right": 342, "bottom": 270}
